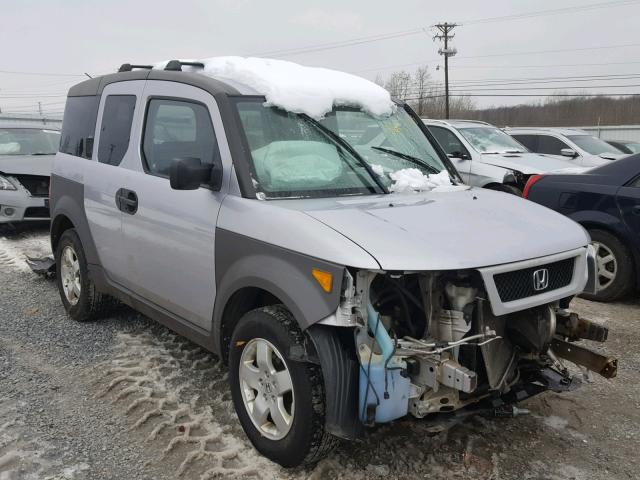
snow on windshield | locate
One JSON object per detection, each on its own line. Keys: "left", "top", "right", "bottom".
{"left": 155, "top": 57, "right": 394, "bottom": 120}
{"left": 385, "top": 168, "right": 469, "bottom": 193}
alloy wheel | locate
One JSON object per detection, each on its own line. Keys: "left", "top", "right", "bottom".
{"left": 592, "top": 241, "right": 617, "bottom": 291}
{"left": 60, "top": 245, "right": 81, "bottom": 306}
{"left": 238, "top": 338, "right": 295, "bottom": 440}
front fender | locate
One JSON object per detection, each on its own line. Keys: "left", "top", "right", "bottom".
{"left": 212, "top": 228, "right": 344, "bottom": 351}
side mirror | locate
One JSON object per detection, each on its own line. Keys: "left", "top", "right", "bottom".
{"left": 448, "top": 151, "right": 470, "bottom": 160}
{"left": 170, "top": 157, "right": 219, "bottom": 190}
{"left": 560, "top": 148, "right": 578, "bottom": 158}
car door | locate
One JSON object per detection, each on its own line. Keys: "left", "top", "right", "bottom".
{"left": 617, "top": 175, "right": 640, "bottom": 242}
{"left": 429, "top": 126, "right": 472, "bottom": 183}
{"left": 120, "top": 80, "right": 231, "bottom": 331}
{"left": 84, "top": 81, "right": 141, "bottom": 284}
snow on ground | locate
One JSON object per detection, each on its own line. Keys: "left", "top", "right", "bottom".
{"left": 155, "top": 57, "right": 394, "bottom": 120}
{"left": 388, "top": 169, "right": 469, "bottom": 193}
{"left": 99, "top": 330, "right": 283, "bottom": 479}
{"left": 0, "top": 231, "right": 51, "bottom": 273}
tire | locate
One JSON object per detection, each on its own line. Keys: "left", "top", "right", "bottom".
{"left": 580, "top": 229, "right": 633, "bottom": 302}
{"left": 228, "top": 305, "right": 338, "bottom": 467}
{"left": 55, "top": 229, "right": 115, "bottom": 321}
{"left": 485, "top": 183, "right": 522, "bottom": 196}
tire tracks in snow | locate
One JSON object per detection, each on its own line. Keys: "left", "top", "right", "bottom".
{"left": 96, "top": 330, "right": 287, "bottom": 479}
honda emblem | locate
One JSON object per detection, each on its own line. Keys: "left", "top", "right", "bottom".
{"left": 532, "top": 268, "right": 549, "bottom": 291}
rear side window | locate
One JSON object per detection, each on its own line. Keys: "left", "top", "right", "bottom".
{"left": 60, "top": 96, "right": 100, "bottom": 159}
{"left": 512, "top": 134, "right": 537, "bottom": 151}
{"left": 537, "top": 135, "right": 570, "bottom": 155}
{"left": 142, "top": 99, "right": 219, "bottom": 177}
{"left": 97, "top": 95, "right": 136, "bottom": 166}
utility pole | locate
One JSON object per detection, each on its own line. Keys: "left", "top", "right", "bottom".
{"left": 38, "top": 101, "right": 43, "bottom": 116}
{"left": 434, "top": 22, "right": 458, "bottom": 119}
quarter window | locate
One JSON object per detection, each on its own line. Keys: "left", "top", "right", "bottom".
{"left": 142, "top": 99, "right": 219, "bottom": 177}
{"left": 60, "top": 96, "right": 100, "bottom": 159}
{"left": 97, "top": 95, "right": 136, "bottom": 166}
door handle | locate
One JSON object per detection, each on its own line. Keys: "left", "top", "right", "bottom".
{"left": 632, "top": 205, "right": 640, "bottom": 216}
{"left": 116, "top": 188, "right": 138, "bottom": 215}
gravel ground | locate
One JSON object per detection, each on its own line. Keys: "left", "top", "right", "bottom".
{"left": 0, "top": 223, "right": 639, "bottom": 480}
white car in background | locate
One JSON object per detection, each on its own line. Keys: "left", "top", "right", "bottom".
{"left": 424, "top": 119, "right": 576, "bottom": 194}
{"left": 506, "top": 127, "right": 626, "bottom": 167}
{"left": 0, "top": 126, "right": 60, "bottom": 223}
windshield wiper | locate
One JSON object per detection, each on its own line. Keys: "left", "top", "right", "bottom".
{"left": 31, "top": 152, "right": 54, "bottom": 156}
{"left": 303, "top": 116, "right": 389, "bottom": 194}
{"left": 371, "top": 146, "right": 440, "bottom": 174}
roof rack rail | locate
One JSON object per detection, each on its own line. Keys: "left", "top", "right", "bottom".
{"left": 164, "top": 60, "right": 205, "bottom": 71}
{"left": 118, "top": 63, "right": 154, "bottom": 73}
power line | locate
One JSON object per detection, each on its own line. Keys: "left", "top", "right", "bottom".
{"left": 403, "top": 93, "right": 640, "bottom": 100}
{"left": 454, "top": 42, "right": 640, "bottom": 61}
{"left": 0, "top": 70, "right": 84, "bottom": 77}
{"left": 463, "top": 0, "right": 640, "bottom": 25}
{"left": 246, "top": 0, "right": 639, "bottom": 58}
{"left": 248, "top": 28, "right": 426, "bottom": 58}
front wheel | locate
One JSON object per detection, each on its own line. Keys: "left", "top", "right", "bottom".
{"left": 228, "top": 305, "right": 337, "bottom": 467}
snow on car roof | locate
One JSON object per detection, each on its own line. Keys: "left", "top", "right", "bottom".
{"left": 155, "top": 56, "right": 394, "bottom": 120}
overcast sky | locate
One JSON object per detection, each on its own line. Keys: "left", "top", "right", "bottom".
{"left": 1, "top": 0, "right": 639, "bottom": 116}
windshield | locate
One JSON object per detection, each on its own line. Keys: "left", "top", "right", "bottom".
{"left": 0, "top": 128, "right": 60, "bottom": 155}
{"left": 235, "top": 100, "right": 450, "bottom": 198}
{"left": 567, "top": 135, "right": 623, "bottom": 155}
{"left": 458, "top": 127, "right": 526, "bottom": 154}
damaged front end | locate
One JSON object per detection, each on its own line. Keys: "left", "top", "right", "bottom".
{"left": 319, "top": 246, "right": 616, "bottom": 431}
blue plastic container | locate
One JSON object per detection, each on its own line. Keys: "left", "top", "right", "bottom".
{"left": 359, "top": 357, "right": 410, "bottom": 423}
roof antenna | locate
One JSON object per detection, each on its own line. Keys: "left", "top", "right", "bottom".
{"left": 84, "top": 72, "right": 93, "bottom": 79}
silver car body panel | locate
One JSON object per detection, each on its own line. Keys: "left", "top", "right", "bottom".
{"left": 256, "top": 188, "right": 590, "bottom": 271}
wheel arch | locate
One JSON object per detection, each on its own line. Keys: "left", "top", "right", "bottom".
{"left": 50, "top": 213, "right": 75, "bottom": 253}
{"left": 575, "top": 217, "right": 640, "bottom": 288}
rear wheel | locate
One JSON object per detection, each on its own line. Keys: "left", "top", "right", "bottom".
{"left": 228, "top": 305, "right": 337, "bottom": 467}
{"left": 55, "top": 229, "right": 115, "bottom": 321}
{"left": 580, "top": 229, "right": 633, "bottom": 302}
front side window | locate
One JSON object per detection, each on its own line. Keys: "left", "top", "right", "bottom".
{"left": 98, "top": 95, "right": 136, "bottom": 166}
{"left": 429, "top": 126, "right": 468, "bottom": 157}
{"left": 0, "top": 128, "right": 60, "bottom": 155}
{"left": 567, "top": 135, "right": 623, "bottom": 156}
{"left": 537, "top": 135, "right": 570, "bottom": 156}
{"left": 458, "top": 127, "right": 527, "bottom": 154}
{"left": 142, "top": 99, "right": 219, "bottom": 177}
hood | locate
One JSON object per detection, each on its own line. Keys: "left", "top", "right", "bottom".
{"left": 284, "top": 188, "right": 588, "bottom": 271}
{"left": 480, "top": 152, "right": 574, "bottom": 174}
{"left": 0, "top": 154, "right": 53, "bottom": 176}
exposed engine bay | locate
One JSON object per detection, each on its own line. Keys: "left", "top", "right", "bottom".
{"left": 338, "top": 269, "right": 617, "bottom": 425}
